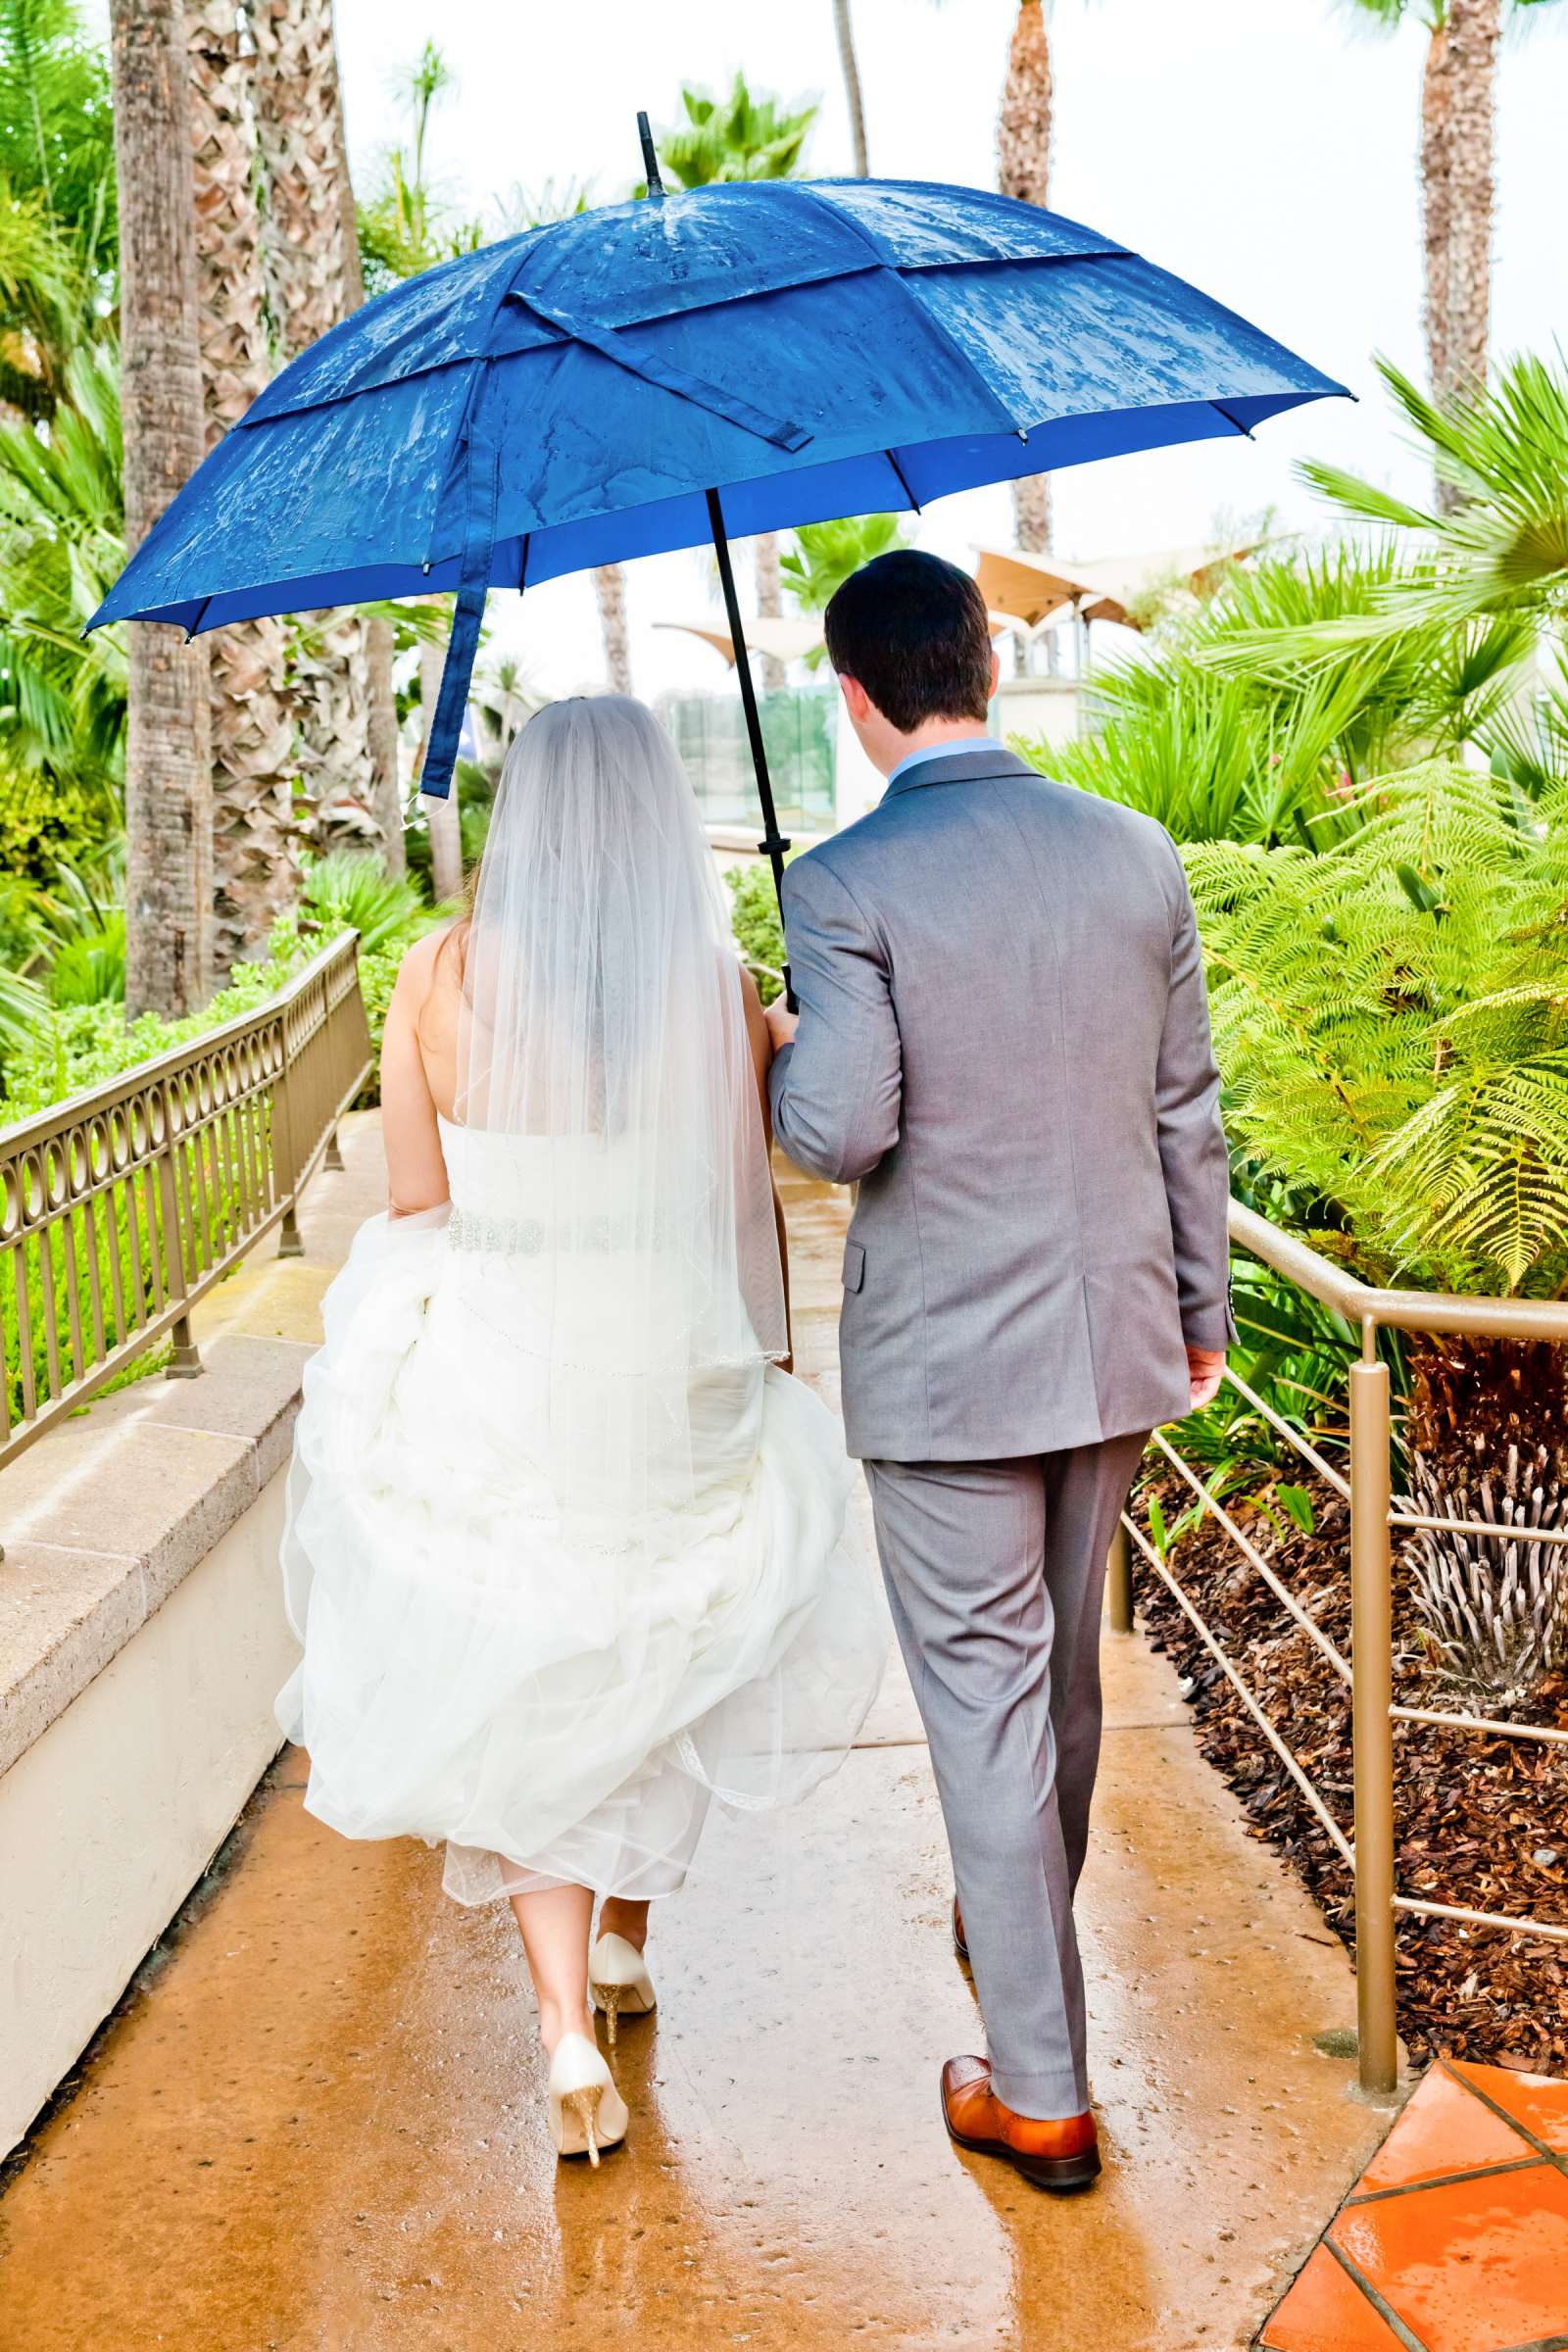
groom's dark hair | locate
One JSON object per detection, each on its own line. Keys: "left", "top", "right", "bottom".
{"left": 824, "top": 550, "right": 993, "bottom": 735}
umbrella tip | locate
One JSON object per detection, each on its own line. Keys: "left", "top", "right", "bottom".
{"left": 637, "top": 111, "right": 664, "bottom": 199}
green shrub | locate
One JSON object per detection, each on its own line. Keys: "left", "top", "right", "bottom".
{"left": 0, "top": 766, "right": 113, "bottom": 883}
{"left": 726, "top": 859, "right": 788, "bottom": 1004}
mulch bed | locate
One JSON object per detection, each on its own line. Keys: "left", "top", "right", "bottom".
{"left": 1129, "top": 1467, "right": 1568, "bottom": 2072}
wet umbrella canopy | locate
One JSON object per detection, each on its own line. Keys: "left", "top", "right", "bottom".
{"left": 92, "top": 148, "right": 1348, "bottom": 923}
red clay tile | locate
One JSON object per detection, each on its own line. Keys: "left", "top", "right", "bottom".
{"left": 1353, "top": 2064, "right": 1535, "bottom": 2195}
{"left": 1447, "top": 2058, "right": 1568, "bottom": 2157}
{"left": 1331, "top": 2161, "right": 1568, "bottom": 2352}
{"left": 1259, "top": 2244, "right": 1407, "bottom": 2351}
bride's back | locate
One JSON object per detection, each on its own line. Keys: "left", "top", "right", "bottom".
{"left": 385, "top": 695, "right": 786, "bottom": 1526}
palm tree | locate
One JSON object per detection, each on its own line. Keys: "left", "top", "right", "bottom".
{"left": 779, "top": 513, "right": 913, "bottom": 614}
{"left": 1249, "top": 350, "right": 1568, "bottom": 675}
{"left": 187, "top": 0, "right": 297, "bottom": 972}
{"left": 653, "top": 76, "right": 820, "bottom": 689}
{"left": 832, "top": 0, "right": 870, "bottom": 174}
{"left": 1343, "top": 1, "right": 1561, "bottom": 474}
{"left": 108, "top": 0, "right": 212, "bottom": 1016}
{"left": 997, "top": 2, "right": 1054, "bottom": 564}
{"left": 654, "top": 75, "right": 816, "bottom": 188}
{"left": 246, "top": 0, "right": 386, "bottom": 859}
{"left": 332, "top": 65, "right": 404, "bottom": 873}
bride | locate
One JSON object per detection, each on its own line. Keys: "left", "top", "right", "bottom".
{"left": 275, "top": 695, "right": 885, "bottom": 2166}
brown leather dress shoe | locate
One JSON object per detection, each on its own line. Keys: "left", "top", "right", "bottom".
{"left": 952, "top": 1895, "right": 969, "bottom": 1963}
{"left": 941, "top": 2056, "right": 1101, "bottom": 2191}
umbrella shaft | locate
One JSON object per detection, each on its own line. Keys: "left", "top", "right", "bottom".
{"left": 706, "top": 487, "right": 796, "bottom": 1012}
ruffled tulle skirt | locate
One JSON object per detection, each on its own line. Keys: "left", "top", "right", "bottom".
{"left": 275, "top": 1209, "right": 886, "bottom": 1903}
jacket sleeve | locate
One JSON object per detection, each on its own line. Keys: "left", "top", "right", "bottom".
{"left": 768, "top": 851, "right": 902, "bottom": 1186}
{"left": 1156, "top": 842, "right": 1238, "bottom": 1350}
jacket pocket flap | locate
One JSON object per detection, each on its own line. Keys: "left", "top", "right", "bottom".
{"left": 843, "top": 1239, "right": 865, "bottom": 1292}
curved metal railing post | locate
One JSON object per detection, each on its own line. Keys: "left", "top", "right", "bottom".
{"left": 1348, "top": 1327, "right": 1398, "bottom": 2096}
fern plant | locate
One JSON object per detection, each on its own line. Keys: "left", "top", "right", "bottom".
{"left": 1190, "top": 759, "right": 1568, "bottom": 1704}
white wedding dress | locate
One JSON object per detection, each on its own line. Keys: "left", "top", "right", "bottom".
{"left": 275, "top": 697, "right": 885, "bottom": 1905}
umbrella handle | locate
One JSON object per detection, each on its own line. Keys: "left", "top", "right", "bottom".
{"left": 706, "top": 488, "right": 798, "bottom": 1014}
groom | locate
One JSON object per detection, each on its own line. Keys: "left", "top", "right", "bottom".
{"left": 765, "top": 550, "right": 1234, "bottom": 2191}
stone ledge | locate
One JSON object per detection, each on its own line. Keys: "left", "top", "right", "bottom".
{"left": 0, "top": 1332, "right": 312, "bottom": 1779}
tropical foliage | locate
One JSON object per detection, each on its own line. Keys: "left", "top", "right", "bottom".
{"left": 780, "top": 513, "right": 913, "bottom": 616}
{"left": 0, "top": 338, "right": 124, "bottom": 866}
{"left": 1190, "top": 760, "right": 1568, "bottom": 1297}
{"left": 1022, "top": 537, "right": 1531, "bottom": 846}
{"left": 726, "top": 858, "right": 791, "bottom": 1004}
{"left": 652, "top": 74, "right": 816, "bottom": 188}
{"left": 0, "top": 0, "right": 116, "bottom": 420}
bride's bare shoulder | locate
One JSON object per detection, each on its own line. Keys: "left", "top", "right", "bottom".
{"left": 388, "top": 921, "right": 464, "bottom": 1017}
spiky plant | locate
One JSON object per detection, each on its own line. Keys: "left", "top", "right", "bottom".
{"left": 1027, "top": 540, "right": 1529, "bottom": 846}
{"left": 1408, "top": 1443, "right": 1567, "bottom": 1703}
{"left": 1188, "top": 759, "right": 1568, "bottom": 1704}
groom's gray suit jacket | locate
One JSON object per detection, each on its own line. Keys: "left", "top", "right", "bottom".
{"left": 768, "top": 745, "right": 1236, "bottom": 1463}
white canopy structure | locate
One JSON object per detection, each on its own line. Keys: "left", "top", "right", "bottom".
{"left": 975, "top": 540, "right": 1261, "bottom": 637}
{"left": 654, "top": 613, "right": 827, "bottom": 668}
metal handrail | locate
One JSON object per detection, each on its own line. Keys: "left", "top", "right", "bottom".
{"left": 0, "top": 930, "right": 371, "bottom": 1474}
{"left": 1108, "top": 1197, "right": 1568, "bottom": 2097}
{"left": 1227, "top": 1199, "right": 1568, "bottom": 1345}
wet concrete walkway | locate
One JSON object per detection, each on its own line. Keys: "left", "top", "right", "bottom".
{"left": 0, "top": 1119, "right": 1390, "bottom": 2349}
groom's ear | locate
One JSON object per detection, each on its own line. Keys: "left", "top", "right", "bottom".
{"left": 988, "top": 647, "right": 1002, "bottom": 698}
{"left": 838, "top": 674, "right": 872, "bottom": 724}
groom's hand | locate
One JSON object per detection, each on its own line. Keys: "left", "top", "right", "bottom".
{"left": 764, "top": 994, "right": 800, "bottom": 1051}
{"left": 1186, "top": 1346, "right": 1226, "bottom": 1409}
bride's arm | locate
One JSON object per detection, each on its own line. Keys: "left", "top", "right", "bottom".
{"left": 380, "top": 932, "right": 451, "bottom": 1218}
{"left": 738, "top": 962, "right": 793, "bottom": 1373}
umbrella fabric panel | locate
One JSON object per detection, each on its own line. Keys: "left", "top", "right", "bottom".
{"left": 97, "top": 366, "right": 467, "bottom": 629}
{"left": 242, "top": 236, "right": 542, "bottom": 424}
{"left": 242, "top": 180, "right": 1132, "bottom": 426}
{"left": 915, "top": 253, "right": 1342, "bottom": 430}
{"left": 96, "top": 237, "right": 1341, "bottom": 630}
{"left": 165, "top": 388, "right": 1313, "bottom": 632}
{"left": 794, "top": 177, "right": 1125, "bottom": 269}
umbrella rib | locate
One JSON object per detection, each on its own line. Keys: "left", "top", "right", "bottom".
{"left": 884, "top": 449, "right": 922, "bottom": 513}
{"left": 508, "top": 291, "right": 810, "bottom": 451}
{"left": 1210, "top": 401, "right": 1256, "bottom": 441}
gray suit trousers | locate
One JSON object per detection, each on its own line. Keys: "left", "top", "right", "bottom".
{"left": 864, "top": 1431, "right": 1148, "bottom": 2119}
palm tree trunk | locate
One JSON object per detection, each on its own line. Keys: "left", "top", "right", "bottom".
{"left": 998, "top": 1, "right": 1054, "bottom": 644}
{"left": 593, "top": 564, "right": 633, "bottom": 694}
{"left": 755, "top": 531, "right": 786, "bottom": 691}
{"left": 187, "top": 0, "right": 298, "bottom": 973}
{"left": 247, "top": 0, "right": 379, "bottom": 854}
{"left": 110, "top": 0, "right": 213, "bottom": 1017}
{"left": 331, "top": 52, "right": 405, "bottom": 872}
{"left": 833, "top": 0, "right": 870, "bottom": 176}
{"left": 1419, "top": 17, "right": 1455, "bottom": 410}
{"left": 1443, "top": 0, "right": 1499, "bottom": 397}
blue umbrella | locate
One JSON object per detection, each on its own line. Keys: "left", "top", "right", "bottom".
{"left": 92, "top": 127, "right": 1348, "bottom": 922}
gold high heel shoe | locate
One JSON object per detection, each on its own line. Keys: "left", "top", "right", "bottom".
{"left": 589, "top": 1931, "right": 658, "bottom": 2049}
{"left": 546, "top": 2032, "right": 628, "bottom": 2167}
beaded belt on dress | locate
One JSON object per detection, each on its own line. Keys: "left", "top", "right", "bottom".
{"left": 446, "top": 1203, "right": 675, "bottom": 1255}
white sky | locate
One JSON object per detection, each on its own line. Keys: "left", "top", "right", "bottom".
{"left": 107, "top": 0, "right": 1568, "bottom": 698}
